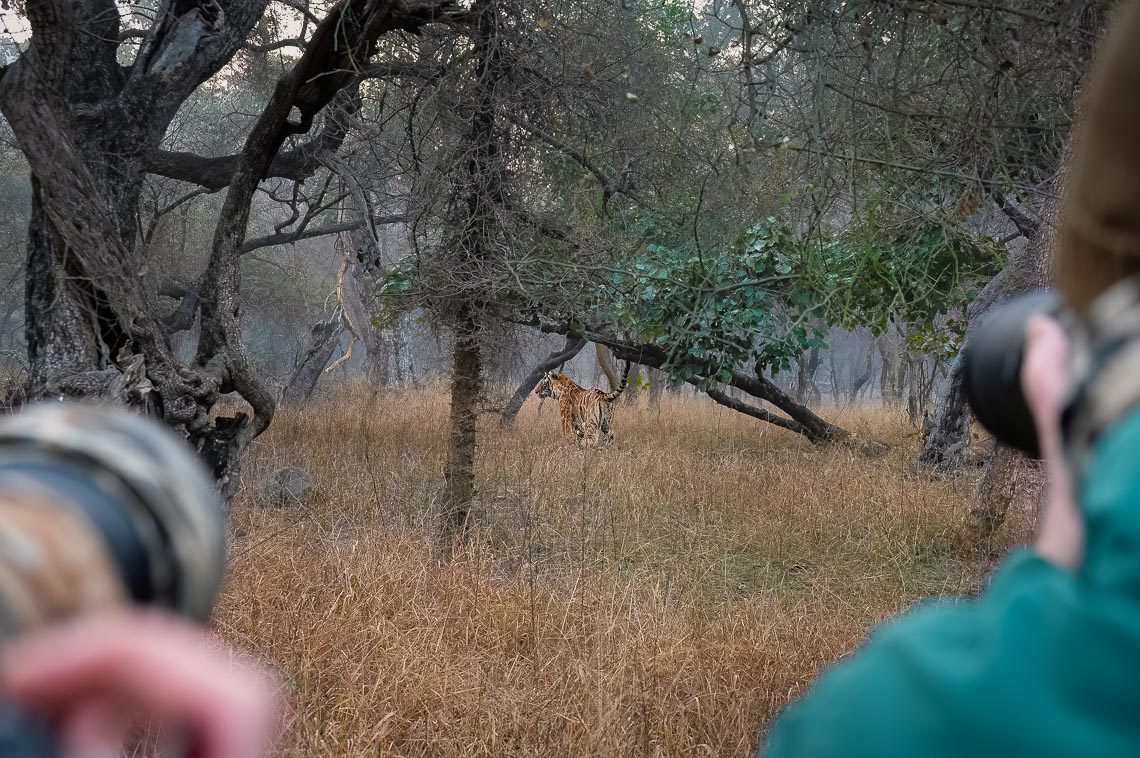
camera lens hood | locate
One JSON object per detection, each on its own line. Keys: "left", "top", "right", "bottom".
{"left": 0, "top": 404, "right": 225, "bottom": 623}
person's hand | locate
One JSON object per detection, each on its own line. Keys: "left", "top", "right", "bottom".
{"left": 1022, "top": 314, "right": 1085, "bottom": 570}
{"left": 0, "top": 610, "right": 278, "bottom": 758}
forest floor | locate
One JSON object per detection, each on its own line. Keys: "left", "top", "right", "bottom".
{"left": 216, "top": 385, "right": 1037, "bottom": 756}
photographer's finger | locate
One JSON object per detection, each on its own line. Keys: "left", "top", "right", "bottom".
{"left": 57, "top": 698, "right": 126, "bottom": 758}
{"left": 1, "top": 614, "right": 277, "bottom": 757}
{"left": 1020, "top": 316, "right": 1084, "bottom": 569}
{"left": 1022, "top": 315, "right": 1070, "bottom": 427}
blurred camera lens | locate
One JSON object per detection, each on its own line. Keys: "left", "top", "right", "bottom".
{"left": 0, "top": 404, "right": 225, "bottom": 638}
{"left": 961, "top": 290, "right": 1062, "bottom": 458}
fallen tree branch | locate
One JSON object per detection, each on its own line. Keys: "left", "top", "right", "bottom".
{"left": 702, "top": 386, "right": 809, "bottom": 436}
{"left": 525, "top": 319, "right": 858, "bottom": 446}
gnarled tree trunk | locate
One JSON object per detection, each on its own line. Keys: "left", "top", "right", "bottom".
{"left": 0, "top": 0, "right": 450, "bottom": 499}
{"left": 919, "top": 225, "right": 1051, "bottom": 471}
{"left": 280, "top": 313, "right": 344, "bottom": 406}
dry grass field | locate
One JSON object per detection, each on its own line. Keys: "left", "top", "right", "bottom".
{"left": 215, "top": 385, "right": 1037, "bottom": 756}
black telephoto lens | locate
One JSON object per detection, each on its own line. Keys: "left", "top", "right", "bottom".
{"left": 961, "top": 290, "right": 1061, "bottom": 458}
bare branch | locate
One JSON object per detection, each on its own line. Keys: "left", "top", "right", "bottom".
{"left": 507, "top": 113, "right": 641, "bottom": 208}
{"left": 243, "top": 37, "right": 305, "bottom": 53}
{"left": 240, "top": 214, "right": 409, "bottom": 254}
{"left": 275, "top": 0, "right": 322, "bottom": 25}
{"left": 990, "top": 189, "right": 1042, "bottom": 239}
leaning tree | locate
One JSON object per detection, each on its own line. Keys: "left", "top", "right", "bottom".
{"left": 0, "top": 0, "right": 455, "bottom": 496}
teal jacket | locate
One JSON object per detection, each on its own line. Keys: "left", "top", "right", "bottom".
{"left": 763, "top": 409, "right": 1140, "bottom": 757}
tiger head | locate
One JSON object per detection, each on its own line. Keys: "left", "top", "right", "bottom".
{"left": 534, "top": 372, "right": 562, "bottom": 399}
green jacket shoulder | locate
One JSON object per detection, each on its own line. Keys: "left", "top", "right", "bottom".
{"left": 762, "top": 408, "right": 1140, "bottom": 757}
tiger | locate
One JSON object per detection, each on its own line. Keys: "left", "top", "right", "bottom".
{"left": 534, "top": 361, "right": 631, "bottom": 446}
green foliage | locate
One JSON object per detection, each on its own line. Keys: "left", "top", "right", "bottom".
{"left": 379, "top": 203, "right": 1001, "bottom": 391}
{"left": 771, "top": 224, "right": 1005, "bottom": 335}
{"left": 568, "top": 214, "right": 1002, "bottom": 388}
{"left": 584, "top": 237, "right": 816, "bottom": 388}
{"left": 375, "top": 259, "right": 417, "bottom": 329}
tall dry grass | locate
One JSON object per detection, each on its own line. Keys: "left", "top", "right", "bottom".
{"left": 215, "top": 385, "right": 1036, "bottom": 756}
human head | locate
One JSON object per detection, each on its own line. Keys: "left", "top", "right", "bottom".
{"left": 1054, "top": 1, "right": 1140, "bottom": 312}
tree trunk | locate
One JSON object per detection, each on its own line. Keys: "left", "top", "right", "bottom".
{"left": 499, "top": 334, "right": 586, "bottom": 426}
{"left": 906, "top": 355, "right": 922, "bottom": 427}
{"left": 918, "top": 355, "right": 973, "bottom": 470}
{"left": 1, "top": 0, "right": 448, "bottom": 501}
{"left": 280, "top": 313, "right": 344, "bottom": 406}
{"left": 335, "top": 175, "right": 403, "bottom": 389}
{"left": 849, "top": 345, "right": 874, "bottom": 402}
{"left": 444, "top": 313, "right": 481, "bottom": 541}
{"left": 878, "top": 337, "right": 898, "bottom": 403}
{"left": 796, "top": 351, "right": 810, "bottom": 403}
{"left": 732, "top": 368, "right": 852, "bottom": 444}
{"left": 392, "top": 325, "right": 406, "bottom": 386}
{"left": 440, "top": 0, "right": 506, "bottom": 543}
{"left": 363, "top": 332, "right": 391, "bottom": 387}
{"left": 959, "top": 442, "right": 1040, "bottom": 549}
{"left": 647, "top": 367, "right": 664, "bottom": 408}
{"left": 595, "top": 343, "right": 621, "bottom": 390}
{"left": 795, "top": 346, "right": 821, "bottom": 404}
{"left": 920, "top": 217, "right": 1052, "bottom": 470}
{"left": 828, "top": 351, "right": 842, "bottom": 401}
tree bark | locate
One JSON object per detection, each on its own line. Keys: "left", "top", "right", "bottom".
{"left": 280, "top": 313, "right": 344, "bottom": 406}
{"left": 440, "top": 0, "right": 505, "bottom": 543}
{"left": 333, "top": 174, "right": 404, "bottom": 388}
{"left": 365, "top": 334, "right": 392, "bottom": 387}
{"left": 795, "top": 346, "right": 821, "bottom": 404}
{"left": 731, "top": 367, "right": 853, "bottom": 445}
{"left": 444, "top": 310, "right": 481, "bottom": 540}
{"left": 848, "top": 344, "right": 875, "bottom": 402}
{"left": 828, "top": 351, "right": 842, "bottom": 401}
{"left": 919, "top": 223, "right": 1051, "bottom": 470}
{"left": 918, "top": 353, "right": 973, "bottom": 470}
{"left": 595, "top": 343, "right": 621, "bottom": 391}
{"left": 499, "top": 333, "right": 586, "bottom": 427}
{"left": 647, "top": 367, "right": 665, "bottom": 408}
{"left": 959, "top": 441, "right": 1036, "bottom": 550}
{"left": 878, "top": 336, "right": 900, "bottom": 404}
{"left": 392, "top": 327, "right": 406, "bottom": 385}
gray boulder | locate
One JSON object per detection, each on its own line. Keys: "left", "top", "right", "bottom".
{"left": 261, "top": 466, "right": 314, "bottom": 508}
